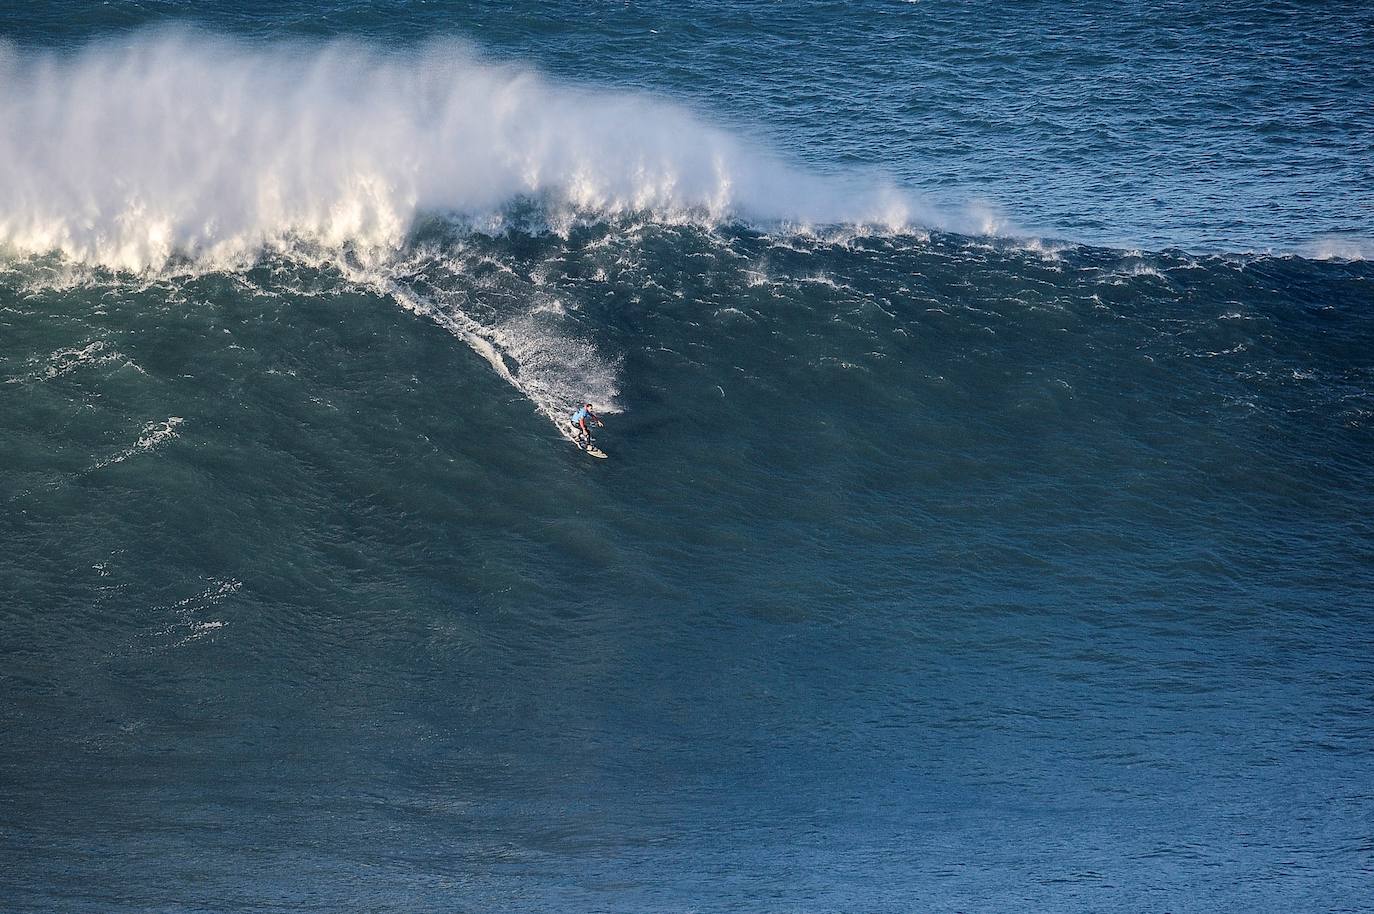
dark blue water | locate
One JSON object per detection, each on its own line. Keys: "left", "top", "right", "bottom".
{"left": 3, "top": 3, "right": 1373, "bottom": 912}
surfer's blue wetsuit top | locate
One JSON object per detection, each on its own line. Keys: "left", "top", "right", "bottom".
{"left": 571, "top": 406, "right": 591, "bottom": 424}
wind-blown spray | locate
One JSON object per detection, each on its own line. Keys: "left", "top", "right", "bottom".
{"left": 0, "top": 30, "right": 925, "bottom": 272}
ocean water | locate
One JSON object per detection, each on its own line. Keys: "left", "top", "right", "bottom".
{"left": 2, "top": 3, "right": 1372, "bottom": 912}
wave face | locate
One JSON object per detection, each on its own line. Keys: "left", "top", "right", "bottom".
{"left": 0, "top": 32, "right": 932, "bottom": 271}
{"left": 5, "top": 221, "right": 1373, "bottom": 912}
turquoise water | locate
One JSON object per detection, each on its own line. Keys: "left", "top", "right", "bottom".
{"left": 2, "top": 3, "right": 1373, "bottom": 912}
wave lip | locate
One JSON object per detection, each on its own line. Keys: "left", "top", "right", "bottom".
{"left": 0, "top": 30, "right": 933, "bottom": 272}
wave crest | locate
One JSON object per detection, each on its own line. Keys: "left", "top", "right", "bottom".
{"left": 0, "top": 30, "right": 937, "bottom": 271}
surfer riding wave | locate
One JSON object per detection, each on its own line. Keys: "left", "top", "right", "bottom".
{"left": 570, "top": 402, "right": 603, "bottom": 449}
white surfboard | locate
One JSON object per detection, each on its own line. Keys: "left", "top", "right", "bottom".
{"left": 564, "top": 422, "right": 608, "bottom": 459}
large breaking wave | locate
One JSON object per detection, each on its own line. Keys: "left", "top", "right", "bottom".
{"left": 0, "top": 30, "right": 1001, "bottom": 442}
{"left": 0, "top": 30, "right": 981, "bottom": 273}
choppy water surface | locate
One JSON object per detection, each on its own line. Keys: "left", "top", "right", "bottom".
{"left": 2, "top": 2, "right": 1372, "bottom": 912}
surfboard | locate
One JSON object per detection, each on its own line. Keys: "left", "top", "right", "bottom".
{"left": 565, "top": 422, "right": 608, "bottom": 458}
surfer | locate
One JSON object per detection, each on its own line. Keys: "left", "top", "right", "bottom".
{"left": 570, "top": 402, "right": 603, "bottom": 447}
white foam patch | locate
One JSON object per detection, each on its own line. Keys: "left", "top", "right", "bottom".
{"left": 155, "top": 579, "right": 238, "bottom": 649}
{"left": 7, "top": 339, "right": 139, "bottom": 383}
{"left": 95, "top": 416, "right": 184, "bottom": 469}
{"left": 0, "top": 29, "right": 961, "bottom": 273}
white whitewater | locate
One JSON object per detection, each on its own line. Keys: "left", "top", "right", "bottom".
{"left": 0, "top": 30, "right": 929, "bottom": 272}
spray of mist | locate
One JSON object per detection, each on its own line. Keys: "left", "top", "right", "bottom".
{"left": 0, "top": 30, "right": 937, "bottom": 272}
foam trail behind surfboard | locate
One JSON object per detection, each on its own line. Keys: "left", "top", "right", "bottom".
{"left": 338, "top": 261, "right": 614, "bottom": 443}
